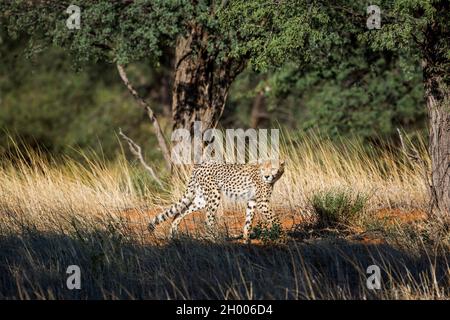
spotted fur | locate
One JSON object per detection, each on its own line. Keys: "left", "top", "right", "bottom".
{"left": 149, "top": 160, "right": 285, "bottom": 242}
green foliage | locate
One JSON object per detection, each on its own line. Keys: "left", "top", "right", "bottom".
{"left": 311, "top": 189, "right": 368, "bottom": 229}
{"left": 219, "top": 0, "right": 338, "bottom": 71}
{"left": 250, "top": 221, "right": 284, "bottom": 244}
{"left": 1, "top": 0, "right": 444, "bottom": 157}
{"left": 270, "top": 55, "right": 425, "bottom": 139}
{"left": 2, "top": 0, "right": 446, "bottom": 82}
{"left": 227, "top": 53, "right": 426, "bottom": 140}
{"left": 0, "top": 30, "right": 165, "bottom": 161}
{"left": 0, "top": 0, "right": 191, "bottom": 66}
{"left": 223, "top": 1, "right": 434, "bottom": 140}
{"left": 358, "top": 1, "right": 449, "bottom": 84}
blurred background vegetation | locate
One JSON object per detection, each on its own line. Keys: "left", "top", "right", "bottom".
{"left": 0, "top": 26, "right": 426, "bottom": 162}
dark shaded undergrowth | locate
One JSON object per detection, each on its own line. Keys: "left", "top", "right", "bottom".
{"left": 0, "top": 225, "right": 448, "bottom": 299}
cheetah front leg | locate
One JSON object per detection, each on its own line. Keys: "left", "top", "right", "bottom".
{"left": 243, "top": 199, "right": 256, "bottom": 243}
{"left": 204, "top": 188, "right": 221, "bottom": 240}
{"left": 257, "top": 199, "right": 280, "bottom": 229}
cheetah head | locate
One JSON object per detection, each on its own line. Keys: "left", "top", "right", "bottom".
{"left": 259, "top": 159, "right": 285, "bottom": 184}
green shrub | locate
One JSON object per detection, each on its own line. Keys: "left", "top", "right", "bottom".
{"left": 251, "top": 221, "right": 284, "bottom": 244}
{"left": 311, "top": 189, "right": 368, "bottom": 229}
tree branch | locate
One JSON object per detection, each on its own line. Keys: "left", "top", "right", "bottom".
{"left": 119, "top": 128, "right": 164, "bottom": 187}
{"left": 116, "top": 63, "right": 172, "bottom": 170}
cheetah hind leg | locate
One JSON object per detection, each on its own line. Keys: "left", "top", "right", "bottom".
{"left": 169, "top": 200, "right": 204, "bottom": 239}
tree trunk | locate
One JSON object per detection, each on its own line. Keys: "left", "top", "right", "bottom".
{"left": 424, "top": 73, "right": 450, "bottom": 214}
{"left": 250, "top": 90, "right": 270, "bottom": 128}
{"left": 423, "top": 21, "right": 450, "bottom": 214}
{"left": 171, "top": 24, "right": 245, "bottom": 135}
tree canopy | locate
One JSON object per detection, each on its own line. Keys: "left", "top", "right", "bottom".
{"left": 1, "top": 0, "right": 448, "bottom": 209}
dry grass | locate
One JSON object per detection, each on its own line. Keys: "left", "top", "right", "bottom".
{"left": 0, "top": 134, "right": 448, "bottom": 299}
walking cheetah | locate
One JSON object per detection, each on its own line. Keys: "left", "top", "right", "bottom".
{"left": 148, "top": 159, "right": 285, "bottom": 242}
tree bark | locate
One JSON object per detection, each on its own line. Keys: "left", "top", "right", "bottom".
{"left": 250, "top": 90, "right": 270, "bottom": 128}
{"left": 171, "top": 24, "right": 246, "bottom": 135}
{"left": 423, "top": 72, "right": 450, "bottom": 214}
{"left": 422, "top": 20, "right": 450, "bottom": 214}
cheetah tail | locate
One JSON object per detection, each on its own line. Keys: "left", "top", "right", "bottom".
{"left": 148, "top": 191, "right": 194, "bottom": 232}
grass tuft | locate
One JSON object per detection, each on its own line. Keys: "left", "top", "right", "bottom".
{"left": 311, "top": 188, "right": 368, "bottom": 229}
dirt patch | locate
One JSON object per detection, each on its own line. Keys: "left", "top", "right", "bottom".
{"left": 346, "top": 208, "right": 428, "bottom": 245}
{"left": 117, "top": 206, "right": 428, "bottom": 246}
{"left": 117, "top": 206, "right": 304, "bottom": 240}
{"left": 374, "top": 208, "right": 427, "bottom": 225}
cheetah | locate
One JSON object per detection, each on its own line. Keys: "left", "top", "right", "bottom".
{"left": 148, "top": 159, "right": 285, "bottom": 242}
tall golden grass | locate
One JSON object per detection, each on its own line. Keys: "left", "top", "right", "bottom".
{"left": 0, "top": 134, "right": 448, "bottom": 299}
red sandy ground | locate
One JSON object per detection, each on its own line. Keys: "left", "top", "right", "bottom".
{"left": 118, "top": 206, "right": 427, "bottom": 245}
{"left": 350, "top": 209, "right": 428, "bottom": 245}
{"left": 374, "top": 208, "right": 428, "bottom": 224}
